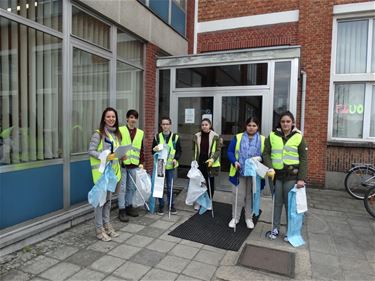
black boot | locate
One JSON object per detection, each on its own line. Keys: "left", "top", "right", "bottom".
{"left": 118, "top": 208, "right": 129, "bottom": 222}
{"left": 126, "top": 205, "right": 139, "bottom": 217}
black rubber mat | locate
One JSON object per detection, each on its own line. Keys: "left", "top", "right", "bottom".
{"left": 168, "top": 202, "right": 260, "bottom": 251}
{"left": 238, "top": 244, "right": 295, "bottom": 278}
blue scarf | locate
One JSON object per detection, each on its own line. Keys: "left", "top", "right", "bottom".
{"left": 238, "top": 132, "right": 261, "bottom": 176}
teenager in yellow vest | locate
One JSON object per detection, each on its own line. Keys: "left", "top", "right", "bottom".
{"left": 152, "top": 117, "right": 182, "bottom": 215}
{"left": 262, "top": 111, "right": 308, "bottom": 241}
{"left": 227, "top": 117, "right": 265, "bottom": 229}
{"left": 118, "top": 109, "right": 145, "bottom": 222}
{"left": 88, "top": 107, "right": 121, "bottom": 241}
{"left": 192, "top": 118, "right": 223, "bottom": 202}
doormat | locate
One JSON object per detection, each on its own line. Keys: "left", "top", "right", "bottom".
{"left": 168, "top": 202, "right": 260, "bottom": 251}
{"left": 238, "top": 244, "right": 295, "bottom": 278}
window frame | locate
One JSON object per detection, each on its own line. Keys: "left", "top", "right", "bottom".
{"left": 328, "top": 13, "right": 375, "bottom": 142}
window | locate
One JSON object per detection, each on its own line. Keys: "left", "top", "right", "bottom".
{"left": 273, "top": 61, "right": 291, "bottom": 129}
{"left": 0, "top": 18, "right": 62, "bottom": 165}
{"left": 330, "top": 17, "right": 375, "bottom": 140}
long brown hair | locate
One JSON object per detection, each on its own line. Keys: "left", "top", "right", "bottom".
{"left": 99, "top": 107, "right": 122, "bottom": 141}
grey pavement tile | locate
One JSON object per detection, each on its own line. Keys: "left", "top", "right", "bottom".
{"left": 160, "top": 214, "right": 181, "bottom": 223}
{"left": 108, "top": 244, "right": 141, "bottom": 260}
{"left": 310, "top": 251, "right": 339, "bottom": 267}
{"left": 364, "top": 250, "right": 375, "bottom": 262}
{"left": 49, "top": 231, "right": 97, "bottom": 249}
{"left": 87, "top": 240, "right": 119, "bottom": 253}
{"left": 140, "top": 268, "right": 178, "bottom": 281}
{"left": 22, "top": 255, "right": 60, "bottom": 275}
{"left": 110, "top": 231, "right": 133, "bottom": 243}
{"left": 159, "top": 232, "right": 182, "bottom": 243}
{"left": 343, "top": 271, "right": 375, "bottom": 281}
{"left": 137, "top": 226, "right": 166, "bottom": 238}
{"left": 40, "top": 262, "right": 81, "bottom": 281}
{"left": 30, "top": 278, "right": 50, "bottom": 281}
{"left": 155, "top": 255, "right": 190, "bottom": 274}
{"left": 67, "top": 268, "right": 106, "bottom": 281}
{"left": 329, "top": 222, "right": 354, "bottom": 237}
{"left": 125, "top": 235, "right": 154, "bottom": 248}
{"left": 146, "top": 239, "right": 176, "bottom": 253}
{"left": 182, "top": 261, "right": 217, "bottom": 281}
{"left": 175, "top": 275, "right": 201, "bottom": 281}
{"left": 130, "top": 248, "right": 166, "bottom": 267}
{"left": 334, "top": 237, "right": 367, "bottom": 259}
{"left": 113, "top": 261, "right": 150, "bottom": 280}
{"left": 65, "top": 249, "right": 104, "bottom": 267}
{"left": 193, "top": 249, "right": 224, "bottom": 266}
{"left": 149, "top": 220, "right": 176, "bottom": 230}
{"left": 307, "top": 233, "right": 336, "bottom": 255}
{"left": 45, "top": 245, "right": 79, "bottom": 260}
{"left": 180, "top": 240, "right": 204, "bottom": 249}
{"left": 102, "top": 275, "right": 130, "bottom": 281}
{"left": 311, "top": 263, "right": 343, "bottom": 281}
{"left": 129, "top": 216, "right": 157, "bottom": 226}
{"left": 220, "top": 251, "right": 240, "bottom": 266}
{"left": 306, "top": 213, "right": 330, "bottom": 234}
{"left": 215, "top": 265, "right": 286, "bottom": 281}
{"left": 339, "top": 256, "right": 375, "bottom": 276}
{"left": 120, "top": 223, "right": 145, "bottom": 233}
{"left": 170, "top": 244, "right": 200, "bottom": 259}
{"left": 90, "top": 255, "right": 125, "bottom": 274}
{"left": 1, "top": 270, "right": 32, "bottom": 281}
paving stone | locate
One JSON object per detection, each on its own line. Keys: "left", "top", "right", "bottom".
{"left": 170, "top": 244, "right": 199, "bottom": 259}
{"left": 108, "top": 244, "right": 141, "bottom": 260}
{"left": 220, "top": 251, "right": 240, "bottom": 266}
{"left": 149, "top": 220, "right": 175, "bottom": 230}
{"left": 30, "top": 277, "right": 50, "bottom": 281}
{"left": 160, "top": 215, "right": 181, "bottom": 223}
{"left": 90, "top": 255, "right": 125, "bottom": 273}
{"left": 22, "top": 255, "right": 60, "bottom": 275}
{"left": 137, "top": 226, "right": 166, "bottom": 238}
{"left": 306, "top": 233, "right": 336, "bottom": 254}
{"left": 102, "top": 275, "right": 129, "bottom": 281}
{"left": 87, "top": 240, "right": 119, "bottom": 253}
{"left": 201, "top": 245, "right": 227, "bottom": 254}
{"left": 65, "top": 249, "right": 104, "bottom": 267}
{"left": 343, "top": 271, "right": 375, "bottom": 281}
{"left": 45, "top": 246, "right": 79, "bottom": 260}
{"left": 180, "top": 240, "right": 204, "bottom": 249}
{"left": 130, "top": 216, "right": 156, "bottom": 226}
{"left": 125, "top": 235, "right": 154, "bottom": 247}
{"left": 215, "top": 265, "right": 285, "bottom": 281}
{"left": 120, "top": 223, "right": 145, "bottom": 233}
{"left": 1, "top": 270, "right": 32, "bottom": 281}
{"left": 175, "top": 275, "right": 201, "bottom": 281}
{"left": 338, "top": 256, "right": 375, "bottom": 275}
{"left": 113, "top": 261, "right": 150, "bottom": 280}
{"left": 310, "top": 251, "right": 339, "bottom": 267}
{"left": 155, "top": 255, "right": 190, "bottom": 273}
{"left": 193, "top": 249, "right": 224, "bottom": 266}
{"left": 334, "top": 237, "right": 367, "bottom": 259}
{"left": 311, "top": 263, "right": 343, "bottom": 281}
{"left": 159, "top": 232, "right": 182, "bottom": 243}
{"left": 146, "top": 239, "right": 176, "bottom": 253}
{"left": 40, "top": 262, "right": 81, "bottom": 281}
{"left": 182, "top": 261, "right": 217, "bottom": 280}
{"left": 110, "top": 231, "right": 133, "bottom": 243}
{"left": 130, "top": 249, "right": 166, "bottom": 267}
{"left": 140, "top": 268, "right": 178, "bottom": 281}
{"left": 67, "top": 268, "right": 106, "bottom": 281}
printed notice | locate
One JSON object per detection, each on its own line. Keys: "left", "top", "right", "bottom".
{"left": 185, "top": 108, "right": 195, "bottom": 124}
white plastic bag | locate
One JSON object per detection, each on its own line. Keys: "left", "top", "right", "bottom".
{"left": 132, "top": 168, "right": 152, "bottom": 207}
{"left": 186, "top": 161, "right": 207, "bottom": 205}
{"left": 296, "top": 186, "right": 308, "bottom": 213}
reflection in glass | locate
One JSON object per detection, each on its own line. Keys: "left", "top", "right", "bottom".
{"left": 371, "top": 86, "right": 375, "bottom": 137}
{"left": 72, "top": 6, "right": 110, "bottom": 49}
{"left": 117, "top": 30, "right": 144, "bottom": 67}
{"left": 176, "top": 63, "right": 268, "bottom": 88}
{"left": 333, "top": 84, "right": 365, "bottom": 138}
{"left": 273, "top": 61, "right": 291, "bottom": 129}
{"left": 72, "top": 49, "right": 109, "bottom": 154}
{"left": 116, "top": 62, "right": 142, "bottom": 124}
{"left": 0, "top": 0, "right": 62, "bottom": 31}
{"left": 0, "top": 18, "right": 62, "bottom": 165}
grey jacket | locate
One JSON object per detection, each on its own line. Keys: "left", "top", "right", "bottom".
{"left": 88, "top": 131, "right": 118, "bottom": 159}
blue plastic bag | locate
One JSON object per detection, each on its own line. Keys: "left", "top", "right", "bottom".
{"left": 244, "top": 158, "right": 261, "bottom": 216}
{"left": 196, "top": 192, "right": 212, "bottom": 215}
{"left": 287, "top": 186, "right": 305, "bottom": 247}
{"left": 88, "top": 163, "right": 117, "bottom": 207}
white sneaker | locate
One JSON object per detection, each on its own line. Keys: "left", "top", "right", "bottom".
{"left": 228, "top": 218, "right": 239, "bottom": 228}
{"left": 245, "top": 218, "right": 254, "bottom": 229}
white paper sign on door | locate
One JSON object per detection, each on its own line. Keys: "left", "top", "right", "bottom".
{"left": 185, "top": 108, "right": 195, "bottom": 124}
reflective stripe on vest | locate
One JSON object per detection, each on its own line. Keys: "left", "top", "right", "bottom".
{"left": 89, "top": 130, "right": 121, "bottom": 184}
{"left": 270, "top": 131, "right": 302, "bottom": 170}
{"left": 158, "top": 132, "right": 179, "bottom": 170}
{"left": 229, "top": 133, "right": 265, "bottom": 177}
{"left": 119, "top": 126, "right": 144, "bottom": 166}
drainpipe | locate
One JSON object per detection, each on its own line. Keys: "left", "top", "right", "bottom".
{"left": 193, "top": 0, "right": 198, "bottom": 54}
{"left": 300, "top": 70, "right": 307, "bottom": 134}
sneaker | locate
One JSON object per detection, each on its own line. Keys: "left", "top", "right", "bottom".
{"left": 283, "top": 236, "right": 289, "bottom": 242}
{"left": 126, "top": 206, "right": 139, "bottom": 217}
{"left": 170, "top": 207, "right": 178, "bottom": 215}
{"left": 268, "top": 228, "right": 279, "bottom": 240}
{"left": 228, "top": 218, "right": 239, "bottom": 228}
{"left": 96, "top": 228, "right": 111, "bottom": 242}
{"left": 245, "top": 218, "right": 254, "bottom": 229}
{"left": 118, "top": 208, "right": 129, "bottom": 222}
{"left": 104, "top": 224, "right": 119, "bottom": 238}
{"left": 194, "top": 203, "right": 200, "bottom": 210}
{"left": 157, "top": 207, "right": 164, "bottom": 215}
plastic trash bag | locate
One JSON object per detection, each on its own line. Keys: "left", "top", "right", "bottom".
{"left": 88, "top": 163, "right": 117, "bottom": 207}
{"left": 196, "top": 192, "right": 212, "bottom": 215}
{"left": 132, "top": 168, "right": 152, "bottom": 207}
{"left": 186, "top": 161, "right": 207, "bottom": 205}
{"left": 244, "top": 159, "right": 261, "bottom": 216}
{"left": 296, "top": 186, "right": 308, "bottom": 213}
{"left": 287, "top": 186, "right": 305, "bottom": 247}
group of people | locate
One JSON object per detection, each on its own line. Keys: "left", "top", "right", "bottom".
{"left": 89, "top": 107, "right": 307, "bottom": 244}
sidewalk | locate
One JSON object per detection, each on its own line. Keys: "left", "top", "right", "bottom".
{"left": 0, "top": 187, "right": 374, "bottom": 281}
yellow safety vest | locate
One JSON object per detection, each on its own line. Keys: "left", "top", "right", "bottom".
{"left": 119, "top": 126, "right": 144, "bottom": 166}
{"left": 89, "top": 130, "right": 121, "bottom": 184}
{"left": 194, "top": 134, "right": 221, "bottom": 168}
{"left": 158, "top": 132, "right": 179, "bottom": 170}
{"left": 270, "top": 131, "right": 302, "bottom": 170}
{"left": 229, "top": 133, "right": 265, "bottom": 177}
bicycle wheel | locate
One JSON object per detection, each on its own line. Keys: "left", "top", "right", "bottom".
{"left": 364, "top": 186, "right": 375, "bottom": 218}
{"left": 344, "top": 166, "right": 375, "bottom": 199}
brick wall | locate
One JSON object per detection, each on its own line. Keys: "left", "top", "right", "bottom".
{"left": 327, "top": 146, "right": 375, "bottom": 172}
{"left": 186, "top": 0, "right": 195, "bottom": 54}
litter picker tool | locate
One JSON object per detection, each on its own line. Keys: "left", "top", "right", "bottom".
{"left": 265, "top": 176, "right": 276, "bottom": 239}
{"left": 168, "top": 176, "right": 174, "bottom": 219}
{"left": 207, "top": 163, "right": 214, "bottom": 218}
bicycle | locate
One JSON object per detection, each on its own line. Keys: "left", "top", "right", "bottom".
{"left": 344, "top": 163, "right": 375, "bottom": 200}
{"left": 364, "top": 185, "right": 375, "bottom": 218}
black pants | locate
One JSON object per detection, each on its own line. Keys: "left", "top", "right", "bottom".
{"left": 198, "top": 164, "right": 215, "bottom": 199}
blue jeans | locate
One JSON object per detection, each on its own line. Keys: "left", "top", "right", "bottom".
{"left": 273, "top": 179, "right": 296, "bottom": 231}
{"left": 118, "top": 167, "right": 137, "bottom": 209}
{"left": 158, "top": 169, "right": 175, "bottom": 209}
